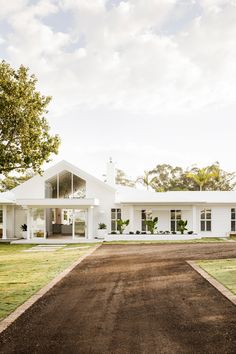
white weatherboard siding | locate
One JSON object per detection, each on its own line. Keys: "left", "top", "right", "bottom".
{"left": 0, "top": 160, "right": 236, "bottom": 240}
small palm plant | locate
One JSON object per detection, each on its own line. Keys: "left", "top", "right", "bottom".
{"left": 144, "top": 217, "right": 158, "bottom": 234}
{"left": 177, "top": 220, "right": 188, "bottom": 234}
{"left": 116, "top": 219, "right": 129, "bottom": 234}
{"left": 98, "top": 223, "right": 107, "bottom": 229}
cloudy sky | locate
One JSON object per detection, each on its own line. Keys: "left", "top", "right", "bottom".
{"left": 1, "top": 0, "right": 236, "bottom": 180}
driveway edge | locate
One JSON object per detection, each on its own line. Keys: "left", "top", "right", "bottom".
{"left": 0, "top": 244, "right": 101, "bottom": 334}
{"left": 187, "top": 260, "right": 236, "bottom": 306}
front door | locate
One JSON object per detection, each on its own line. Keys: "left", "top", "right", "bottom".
{"left": 74, "top": 209, "right": 87, "bottom": 237}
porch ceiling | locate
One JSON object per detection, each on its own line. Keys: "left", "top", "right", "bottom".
{"left": 16, "top": 198, "right": 99, "bottom": 208}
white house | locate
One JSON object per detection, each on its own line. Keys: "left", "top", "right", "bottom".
{"left": 0, "top": 159, "right": 236, "bottom": 241}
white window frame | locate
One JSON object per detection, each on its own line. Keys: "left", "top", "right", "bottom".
{"left": 170, "top": 210, "right": 181, "bottom": 232}
{"left": 200, "top": 208, "right": 212, "bottom": 232}
{"left": 141, "top": 209, "right": 152, "bottom": 232}
{"left": 111, "top": 208, "right": 121, "bottom": 232}
{"left": 231, "top": 208, "right": 236, "bottom": 232}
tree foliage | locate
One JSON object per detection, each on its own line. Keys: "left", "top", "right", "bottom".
{"left": 0, "top": 60, "right": 60, "bottom": 175}
{"left": 137, "top": 162, "right": 236, "bottom": 192}
{"left": 136, "top": 170, "right": 157, "bottom": 190}
{"left": 0, "top": 173, "right": 33, "bottom": 192}
{"left": 116, "top": 169, "right": 136, "bottom": 187}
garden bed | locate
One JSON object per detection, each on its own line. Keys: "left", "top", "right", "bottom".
{"left": 104, "top": 233, "right": 201, "bottom": 241}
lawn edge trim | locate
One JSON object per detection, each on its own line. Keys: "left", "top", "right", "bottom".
{"left": 0, "top": 244, "right": 101, "bottom": 334}
{"left": 187, "top": 260, "right": 236, "bottom": 306}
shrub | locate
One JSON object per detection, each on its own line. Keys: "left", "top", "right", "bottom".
{"left": 129, "top": 231, "right": 134, "bottom": 234}
{"left": 188, "top": 231, "right": 194, "bottom": 234}
{"left": 177, "top": 220, "right": 188, "bottom": 235}
{"left": 144, "top": 217, "right": 158, "bottom": 234}
{"left": 98, "top": 223, "right": 107, "bottom": 230}
{"left": 111, "top": 231, "right": 117, "bottom": 235}
{"left": 116, "top": 219, "right": 130, "bottom": 234}
{"left": 136, "top": 230, "right": 141, "bottom": 234}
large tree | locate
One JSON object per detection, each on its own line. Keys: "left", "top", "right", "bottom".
{"left": 149, "top": 164, "right": 193, "bottom": 192}
{"left": 0, "top": 61, "right": 60, "bottom": 175}
{"left": 186, "top": 167, "right": 217, "bottom": 191}
{"left": 187, "top": 162, "right": 236, "bottom": 191}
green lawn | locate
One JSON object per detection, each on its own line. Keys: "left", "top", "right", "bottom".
{"left": 197, "top": 259, "right": 236, "bottom": 295}
{"left": 0, "top": 243, "right": 98, "bottom": 320}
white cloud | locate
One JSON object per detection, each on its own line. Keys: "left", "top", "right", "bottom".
{"left": 1, "top": 0, "right": 236, "bottom": 175}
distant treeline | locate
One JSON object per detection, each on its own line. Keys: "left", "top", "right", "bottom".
{"left": 116, "top": 162, "right": 236, "bottom": 191}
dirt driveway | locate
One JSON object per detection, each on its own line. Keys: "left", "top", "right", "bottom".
{"left": 1, "top": 243, "right": 236, "bottom": 354}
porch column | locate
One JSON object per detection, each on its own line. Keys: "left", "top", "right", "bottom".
{"left": 129, "top": 206, "right": 134, "bottom": 232}
{"left": 72, "top": 209, "right": 75, "bottom": 239}
{"left": 192, "top": 206, "right": 197, "bottom": 233}
{"left": 2, "top": 205, "right": 7, "bottom": 239}
{"left": 27, "top": 208, "right": 31, "bottom": 240}
{"left": 44, "top": 209, "right": 47, "bottom": 239}
{"left": 88, "top": 206, "right": 94, "bottom": 239}
{"left": 11, "top": 207, "right": 15, "bottom": 238}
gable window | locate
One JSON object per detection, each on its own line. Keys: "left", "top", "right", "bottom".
{"left": 141, "top": 210, "right": 152, "bottom": 232}
{"left": 111, "top": 208, "right": 121, "bottom": 232}
{"left": 201, "top": 209, "right": 211, "bottom": 231}
{"left": 170, "top": 210, "right": 181, "bottom": 232}
{"left": 231, "top": 208, "right": 236, "bottom": 232}
{"left": 45, "top": 171, "right": 86, "bottom": 199}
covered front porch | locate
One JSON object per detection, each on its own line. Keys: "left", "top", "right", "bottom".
{"left": 18, "top": 198, "right": 99, "bottom": 240}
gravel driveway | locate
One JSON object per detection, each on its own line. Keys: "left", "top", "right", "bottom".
{"left": 1, "top": 243, "right": 236, "bottom": 354}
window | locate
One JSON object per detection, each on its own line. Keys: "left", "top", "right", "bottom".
{"left": 170, "top": 210, "right": 181, "bottom": 232}
{"left": 231, "top": 208, "right": 236, "bottom": 232}
{"left": 111, "top": 209, "right": 121, "bottom": 232}
{"left": 0, "top": 209, "right": 2, "bottom": 224}
{"left": 201, "top": 209, "right": 211, "bottom": 231}
{"left": 141, "top": 210, "right": 152, "bottom": 232}
{"left": 45, "top": 171, "right": 86, "bottom": 199}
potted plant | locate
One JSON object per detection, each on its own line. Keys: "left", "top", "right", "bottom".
{"left": 177, "top": 220, "right": 188, "bottom": 235}
{"left": 35, "top": 230, "right": 44, "bottom": 237}
{"left": 98, "top": 223, "right": 107, "bottom": 238}
{"left": 116, "top": 219, "right": 129, "bottom": 234}
{"left": 20, "top": 224, "right": 27, "bottom": 239}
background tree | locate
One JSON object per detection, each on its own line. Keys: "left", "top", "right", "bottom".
{"left": 203, "top": 162, "right": 236, "bottom": 191}
{"left": 116, "top": 169, "right": 136, "bottom": 187}
{"left": 149, "top": 164, "right": 194, "bottom": 192}
{"left": 0, "top": 60, "right": 60, "bottom": 175}
{"left": 136, "top": 170, "right": 156, "bottom": 190}
{"left": 186, "top": 166, "right": 218, "bottom": 191}
{"left": 137, "top": 162, "right": 235, "bottom": 192}
{"left": 0, "top": 173, "right": 34, "bottom": 192}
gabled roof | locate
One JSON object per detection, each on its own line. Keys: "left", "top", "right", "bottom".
{"left": 11, "top": 160, "right": 116, "bottom": 193}
{"left": 116, "top": 186, "right": 236, "bottom": 204}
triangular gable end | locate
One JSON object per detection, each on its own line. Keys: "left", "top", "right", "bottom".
{"left": 11, "top": 160, "right": 116, "bottom": 196}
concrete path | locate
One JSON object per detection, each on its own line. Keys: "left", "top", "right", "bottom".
{"left": 1, "top": 243, "right": 236, "bottom": 354}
